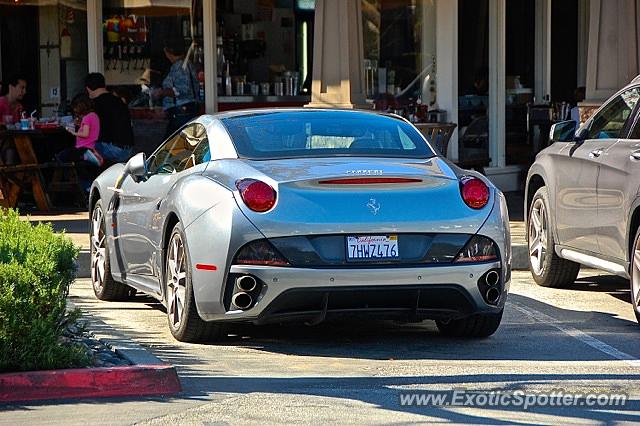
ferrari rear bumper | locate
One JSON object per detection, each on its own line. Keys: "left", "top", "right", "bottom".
{"left": 197, "top": 261, "right": 506, "bottom": 322}
{"left": 252, "top": 284, "right": 477, "bottom": 325}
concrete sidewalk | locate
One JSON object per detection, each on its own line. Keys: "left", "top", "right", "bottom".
{"left": 21, "top": 191, "right": 530, "bottom": 278}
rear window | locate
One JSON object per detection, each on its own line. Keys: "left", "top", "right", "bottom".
{"left": 221, "top": 111, "right": 435, "bottom": 159}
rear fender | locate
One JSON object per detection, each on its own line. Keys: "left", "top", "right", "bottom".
{"left": 477, "top": 191, "right": 511, "bottom": 282}
{"left": 183, "top": 198, "right": 266, "bottom": 318}
{"left": 157, "top": 175, "right": 235, "bottom": 284}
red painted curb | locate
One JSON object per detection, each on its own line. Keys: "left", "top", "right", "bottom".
{"left": 0, "top": 364, "right": 181, "bottom": 403}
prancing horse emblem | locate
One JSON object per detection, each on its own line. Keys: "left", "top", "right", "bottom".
{"left": 367, "top": 198, "right": 381, "bottom": 215}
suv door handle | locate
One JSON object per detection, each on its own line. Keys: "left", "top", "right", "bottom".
{"left": 589, "top": 149, "right": 603, "bottom": 158}
{"left": 631, "top": 150, "right": 640, "bottom": 161}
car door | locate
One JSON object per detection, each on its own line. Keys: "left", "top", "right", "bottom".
{"left": 553, "top": 119, "right": 615, "bottom": 254}
{"left": 553, "top": 90, "right": 640, "bottom": 253}
{"left": 116, "top": 123, "right": 209, "bottom": 289}
{"left": 596, "top": 87, "right": 640, "bottom": 261}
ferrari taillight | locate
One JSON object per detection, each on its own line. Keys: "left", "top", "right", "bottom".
{"left": 234, "top": 240, "right": 290, "bottom": 266}
{"left": 236, "top": 179, "right": 277, "bottom": 212}
{"left": 460, "top": 176, "right": 490, "bottom": 209}
{"left": 454, "top": 235, "right": 498, "bottom": 263}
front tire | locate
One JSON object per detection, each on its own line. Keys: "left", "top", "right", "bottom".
{"left": 165, "top": 222, "right": 225, "bottom": 342}
{"left": 436, "top": 311, "right": 503, "bottom": 338}
{"left": 527, "top": 187, "right": 580, "bottom": 287}
{"left": 90, "top": 199, "right": 134, "bottom": 300}
{"left": 629, "top": 228, "right": 640, "bottom": 324}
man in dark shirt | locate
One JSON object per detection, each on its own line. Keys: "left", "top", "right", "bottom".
{"left": 85, "top": 73, "right": 134, "bottom": 162}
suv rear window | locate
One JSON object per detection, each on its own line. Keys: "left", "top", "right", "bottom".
{"left": 221, "top": 111, "right": 435, "bottom": 160}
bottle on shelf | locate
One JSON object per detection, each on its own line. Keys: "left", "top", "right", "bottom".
{"left": 224, "top": 61, "right": 232, "bottom": 96}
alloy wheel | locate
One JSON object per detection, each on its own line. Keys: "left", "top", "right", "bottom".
{"left": 90, "top": 206, "right": 107, "bottom": 294}
{"left": 529, "top": 198, "right": 548, "bottom": 275}
{"left": 632, "top": 237, "right": 640, "bottom": 314}
{"left": 167, "top": 232, "right": 187, "bottom": 330}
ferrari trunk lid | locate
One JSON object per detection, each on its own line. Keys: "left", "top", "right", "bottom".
{"left": 234, "top": 157, "right": 493, "bottom": 237}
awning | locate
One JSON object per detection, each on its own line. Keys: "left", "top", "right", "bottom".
{"left": 2, "top": 0, "right": 192, "bottom": 13}
{"left": 0, "top": 0, "right": 87, "bottom": 9}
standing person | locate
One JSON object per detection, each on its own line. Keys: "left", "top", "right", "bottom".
{"left": 571, "top": 86, "right": 586, "bottom": 125}
{"left": 152, "top": 40, "right": 199, "bottom": 138}
{"left": 85, "top": 73, "right": 134, "bottom": 163}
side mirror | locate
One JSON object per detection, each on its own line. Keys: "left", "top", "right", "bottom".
{"left": 575, "top": 125, "right": 590, "bottom": 142}
{"left": 115, "top": 152, "right": 147, "bottom": 189}
{"left": 549, "top": 120, "right": 577, "bottom": 143}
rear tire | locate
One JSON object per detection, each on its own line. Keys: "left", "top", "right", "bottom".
{"left": 436, "top": 311, "right": 503, "bottom": 338}
{"left": 165, "top": 222, "right": 225, "bottom": 342}
{"left": 629, "top": 228, "right": 640, "bottom": 324}
{"left": 90, "top": 199, "right": 135, "bottom": 301}
{"left": 527, "top": 187, "right": 580, "bottom": 288}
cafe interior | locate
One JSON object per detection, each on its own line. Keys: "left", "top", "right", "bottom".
{"left": 0, "top": 0, "right": 584, "bottom": 211}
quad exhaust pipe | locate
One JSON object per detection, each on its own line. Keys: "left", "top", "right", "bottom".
{"left": 478, "top": 269, "right": 501, "bottom": 305}
{"left": 485, "top": 270, "right": 500, "bottom": 287}
{"left": 232, "top": 292, "right": 253, "bottom": 310}
{"left": 236, "top": 275, "right": 257, "bottom": 292}
{"left": 486, "top": 287, "right": 501, "bottom": 304}
{"left": 231, "top": 275, "right": 260, "bottom": 310}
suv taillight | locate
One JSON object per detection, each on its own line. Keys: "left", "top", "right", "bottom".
{"left": 460, "top": 176, "right": 489, "bottom": 209}
{"left": 236, "top": 179, "right": 277, "bottom": 212}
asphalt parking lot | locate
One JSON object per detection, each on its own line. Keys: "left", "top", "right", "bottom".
{"left": 4, "top": 268, "right": 640, "bottom": 424}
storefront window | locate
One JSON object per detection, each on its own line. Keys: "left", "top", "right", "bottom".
{"left": 0, "top": 1, "right": 88, "bottom": 118}
{"left": 101, "top": 0, "right": 204, "bottom": 154}
{"left": 458, "top": 0, "right": 490, "bottom": 168}
{"left": 215, "top": 0, "right": 314, "bottom": 112}
{"left": 362, "top": 0, "right": 437, "bottom": 122}
{"left": 505, "top": 0, "right": 535, "bottom": 166}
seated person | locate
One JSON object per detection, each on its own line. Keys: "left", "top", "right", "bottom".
{"left": 0, "top": 75, "right": 27, "bottom": 165}
{"left": 57, "top": 94, "right": 104, "bottom": 191}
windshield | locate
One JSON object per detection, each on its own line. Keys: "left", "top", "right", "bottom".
{"left": 221, "top": 111, "right": 435, "bottom": 160}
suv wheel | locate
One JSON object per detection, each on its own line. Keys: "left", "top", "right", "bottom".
{"left": 527, "top": 187, "right": 580, "bottom": 287}
{"left": 629, "top": 228, "right": 640, "bottom": 323}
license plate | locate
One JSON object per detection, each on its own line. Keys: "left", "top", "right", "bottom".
{"left": 346, "top": 235, "right": 399, "bottom": 260}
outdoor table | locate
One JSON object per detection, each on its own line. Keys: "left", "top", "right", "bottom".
{"left": 0, "top": 127, "right": 73, "bottom": 211}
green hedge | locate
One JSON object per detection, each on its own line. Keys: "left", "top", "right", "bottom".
{"left": 0, "top": 209, "right": 89, "bottom": 372}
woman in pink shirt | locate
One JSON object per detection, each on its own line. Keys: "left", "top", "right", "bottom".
{"left": 0, "top": 76, "right": 26, "bottom": 164}
{"left": 58, "top": 94, "right": 103, "bottom": 166}
{"left": 0, "top": 76, "right": 26, "bottom": 125}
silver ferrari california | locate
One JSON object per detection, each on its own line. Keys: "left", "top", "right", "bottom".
{"left": 89, "top": 109, "right": 511, "bottom": 342}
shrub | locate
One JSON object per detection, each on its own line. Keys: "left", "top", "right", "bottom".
{"left": 0, "top": 209, "right": 89, "bottom": 372}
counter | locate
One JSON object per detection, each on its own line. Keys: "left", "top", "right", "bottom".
{"left": 218, "top": 95, "right": 311, "bottom": 111}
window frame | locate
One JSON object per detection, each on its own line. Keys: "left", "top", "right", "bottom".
{"left": 146, "top": 122, "right": 209, "bottom": 175}
{"left": 625, "top": 87, "right": 640, "bottom": 140}
{"left": 586, "top": 86, "right": 640, "bottom": 141}
{"left": 220, "top": 112, "right": 436, "bottom": 160}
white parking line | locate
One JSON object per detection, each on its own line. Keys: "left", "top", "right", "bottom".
{"left": 512, "top": 302, "right": 640, "bottom": 368}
